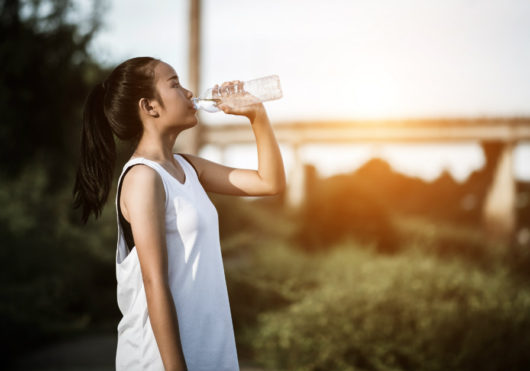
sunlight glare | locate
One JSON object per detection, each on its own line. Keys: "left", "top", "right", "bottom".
{"left": 351, "top": 68, "right": 400, "bottom": 119}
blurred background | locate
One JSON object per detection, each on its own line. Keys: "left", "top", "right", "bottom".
{"left": 2, "top": 0, "right": 530, "bottom": 370}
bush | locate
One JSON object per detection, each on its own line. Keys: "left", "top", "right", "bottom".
{"left": 292, "top": 174, "right": 400, "bottom": 255}
{"left": 246, "top": 243, "right": 530, "bottom": 371}
{"left": 210, "top": 193, "right": 296, "bottom": 256}
{"left": 0, "top": 162, "right": 119, "bottom": 363}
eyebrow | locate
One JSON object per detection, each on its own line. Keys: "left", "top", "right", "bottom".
{"left": 167, "top": 75, "right": 179, "bottom": 81}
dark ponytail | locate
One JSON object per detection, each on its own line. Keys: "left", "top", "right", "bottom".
{"left": 73, "top": 56, "right": 160, "bottom": 224}
{"left": 73, "top": 82, "right": 115, "bottom": 224}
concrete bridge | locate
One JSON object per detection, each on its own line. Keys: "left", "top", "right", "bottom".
{"left": 177, "top": 1, "right": 529, "bottom": 242}
{"left": 193, "top": 117, "right": 530, "bottom": 241}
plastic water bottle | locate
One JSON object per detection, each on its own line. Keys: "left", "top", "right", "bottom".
{"left": 192, "top": 75, "right": 282, "bottom": 113}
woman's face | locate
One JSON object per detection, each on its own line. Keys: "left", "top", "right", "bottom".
{"left": 153, "top": 61, "right": 197, "bottom": 130}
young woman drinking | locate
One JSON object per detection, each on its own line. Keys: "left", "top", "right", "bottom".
{"left": 73, "top": 56, "right": 286, "bottom": 371}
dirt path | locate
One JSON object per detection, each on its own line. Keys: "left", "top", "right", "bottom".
{"left": 12, "top": 332, "right": 265, "bottom": 371}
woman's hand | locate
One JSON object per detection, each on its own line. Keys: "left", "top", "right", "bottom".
{"left": 213, "top": 80, "right": 265, "bottom": 121}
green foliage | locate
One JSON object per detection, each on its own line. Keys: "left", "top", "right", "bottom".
{"left": 0, "top": 0, "right": 108, "bottom": 180}
{"left": 394, "top": 215, "right": 530, "bottom": 280}
{"left": 227, "top": 241, "right": 320, "bottom": 322}
{"left": 211, "top": 193, "right": 295, "bottom": 254}
{"left": 219, "top": 213, "right": 530, "bottom": 371}
{"left": 242, "top": 240, "right": 530, "bottom": 371}
{"left": 0, "top": 1, "right": 117, "bottom": 363}
{"left": 0, "top": 159, "right": 119, "bottom": 362}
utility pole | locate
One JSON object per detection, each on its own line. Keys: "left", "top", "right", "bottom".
{"left": 175, "top": 0, "right": 202, "bottom": 155}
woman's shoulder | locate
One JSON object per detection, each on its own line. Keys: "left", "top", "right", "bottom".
{"left": 122, "top": 157, "right": 166, "bottom": 181}
{"left": 124, "top": 163, "right": 161, "bottom": 181}
{"left": 121, "top": 163, "right": 166, "bottom": 205}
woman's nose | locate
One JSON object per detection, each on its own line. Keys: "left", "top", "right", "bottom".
{"left": 185, "top": 89, "right": 193, "bottom": 99}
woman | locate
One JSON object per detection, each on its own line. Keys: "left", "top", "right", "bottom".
{"left": 72, "top": 56, "right": 286, "bottom": 371}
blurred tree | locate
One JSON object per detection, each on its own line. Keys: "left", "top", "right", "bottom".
{"left": 0, "top": 0, "right": 108, "bottom": 185}
{"left": 0, "top": 0, "right": 117, "bottom": 365}
{"left": 293, "top": 169, "right": 400, "bottom": 254}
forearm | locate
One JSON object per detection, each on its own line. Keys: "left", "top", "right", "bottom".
{"left": 249, "top": 105, "right": 286, "bottom": 194}
{"left": 144, "top": 282, "right": 188, "bottom": 371}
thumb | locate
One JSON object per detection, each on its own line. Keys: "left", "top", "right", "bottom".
{"left": 218, "top": 103, "right": 231, "bottom": 114}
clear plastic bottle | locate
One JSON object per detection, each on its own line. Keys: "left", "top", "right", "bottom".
{"left": 192, "top": 75, "right": 282, "bottom": 113}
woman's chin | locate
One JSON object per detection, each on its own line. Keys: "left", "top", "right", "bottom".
{"left": 170, "top": 117, "right": 198, "bottom": 133}
{"left": 184, "top": 115, "right": 199, "bottom": 128}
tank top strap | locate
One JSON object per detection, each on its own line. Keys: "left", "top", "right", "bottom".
{"left": 116, "top": 158, "right": 143, "bottom": 212}
{"left": 115, "top": 157, "right": 171, "bottom": 265}
{"left": 115, "top": 157, "right": 171, "bottom": 218}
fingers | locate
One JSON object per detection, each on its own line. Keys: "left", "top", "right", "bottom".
{"left": 213, "top": 84, "right": 220, "bottom": 98}
{"left": 217, "top": 80, "right": 243, "bottom": 97}
{"left": 220, "top": 82, "right": 232, "bottom": 97}
{"left": 220, "top": 81, "right": 233, "bottom": 97}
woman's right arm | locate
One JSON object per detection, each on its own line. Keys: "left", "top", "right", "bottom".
{"left": 122, "top": 165, "right": 188, "bottom": 371}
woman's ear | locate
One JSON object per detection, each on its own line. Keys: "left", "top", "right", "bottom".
{"left": 138, "top": 97, "right": 159, "bottom": 118}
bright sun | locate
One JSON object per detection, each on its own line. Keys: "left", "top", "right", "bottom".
{"left": 350, "top": 68, "right": 401, "bottom": 120}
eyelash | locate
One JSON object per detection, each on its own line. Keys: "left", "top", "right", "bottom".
{"left": 173, "top": 82, "right": 180, "bottom": 88}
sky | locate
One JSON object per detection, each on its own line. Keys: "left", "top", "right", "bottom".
{"left": 77, "top": 0, "right": 529, "bottom": 182}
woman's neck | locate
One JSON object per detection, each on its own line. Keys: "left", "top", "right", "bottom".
{"left": 133, "top": 130, "right": 178, "bottom": 162}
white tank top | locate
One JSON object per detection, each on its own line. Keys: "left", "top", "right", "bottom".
{"left": 114, "top": 153, "right": 240, "bottom": 371}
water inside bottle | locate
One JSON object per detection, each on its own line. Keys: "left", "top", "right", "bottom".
{"left": 192, "top": 98, "right": 222, "bottom": 113}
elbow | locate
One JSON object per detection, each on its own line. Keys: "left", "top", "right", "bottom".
{"left": 278, "top": 181, "right": 287, "bottom": 194}
{"left": 270, "top": 180, "right": 286, "bottom": 195}
{"left": 259, "top": 172, "right": 287, "bottom": 196}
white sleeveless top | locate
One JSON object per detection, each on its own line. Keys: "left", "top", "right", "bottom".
{"left": 114, "top": 153, "right": 240, "bottom": 371}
